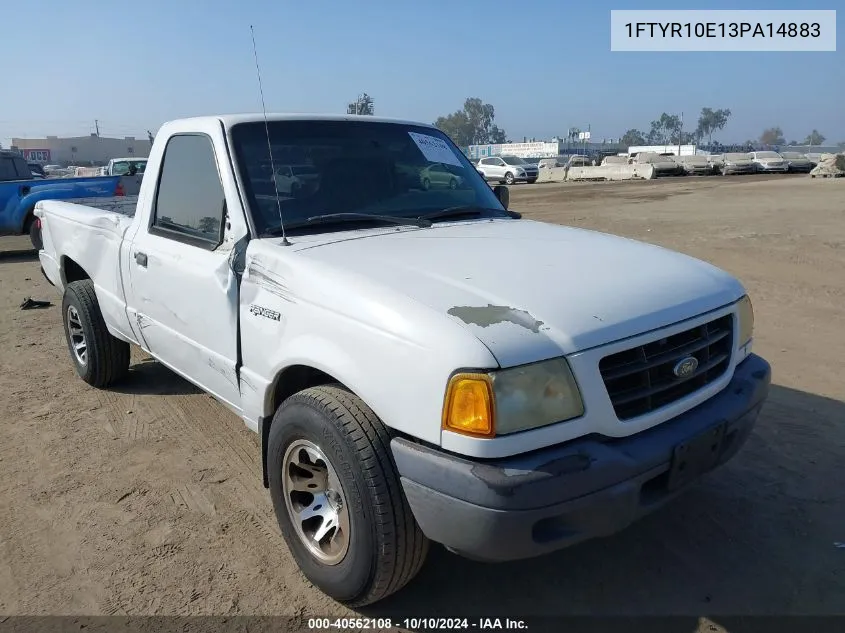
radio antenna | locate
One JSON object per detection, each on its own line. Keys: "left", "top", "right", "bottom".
{"left": 250, "top": 25, "right": 289, "bottom": 246}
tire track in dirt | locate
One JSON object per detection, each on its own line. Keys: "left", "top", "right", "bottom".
{"left": 92, "top": 363, "right": 283, "bottom": 546}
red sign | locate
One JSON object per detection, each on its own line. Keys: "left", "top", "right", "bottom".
{"left": 23, "top": 149, "right": 51, "bottom": 162}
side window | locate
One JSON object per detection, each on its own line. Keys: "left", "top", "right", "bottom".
{"left": 152, "top": 134, "right": 225, "bottom": 248}
{"left": 480, "top": 158, "right": 492, "bottom": 165}
{"left": 495, "top": 158, "right": 506, "bottom": 166}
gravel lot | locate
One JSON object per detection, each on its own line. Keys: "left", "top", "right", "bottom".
{"left": 0, "top": 175, "right": 843, "bottom": 624}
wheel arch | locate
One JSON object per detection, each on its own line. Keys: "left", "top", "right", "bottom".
{"left": 61, "top": 255, "right": 91, "bottom": 287}
{"left": 260, "top": 363, "right": 351, "bottom": 488}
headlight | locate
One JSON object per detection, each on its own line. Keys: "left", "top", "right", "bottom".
{"left": 737, "top": 295, "right": 754, "bottom": 349}
{"left": 442, "top": 358, "right": 584, "bottom": 438}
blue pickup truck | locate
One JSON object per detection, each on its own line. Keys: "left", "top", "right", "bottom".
{"left": 0, "top": 150, "right": 127, "bottom": 248}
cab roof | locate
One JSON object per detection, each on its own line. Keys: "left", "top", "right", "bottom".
{"left": 171, "top": 113, "right": 437, "bottom": 130}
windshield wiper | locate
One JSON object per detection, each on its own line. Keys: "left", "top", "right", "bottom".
{"left": 417, "top": 206, "right": 509, "bottom": 223}
{"left": 264, "top": 212, "right": 431, "bottom": 236}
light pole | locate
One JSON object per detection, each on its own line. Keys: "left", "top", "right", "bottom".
{"left": 678, "top": 112, "right": 683, "bottom": 156}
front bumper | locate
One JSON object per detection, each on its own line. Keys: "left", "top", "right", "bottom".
{"left": 392, "top": 354, "right": 770, "bottom": 562}
{"left": 756, "top": 164, "right": 788, "bottom": 172}
{"left": 788, "top": 164, "right": 813, "bottom": 173}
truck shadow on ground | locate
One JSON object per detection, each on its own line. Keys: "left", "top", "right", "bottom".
{"left": 111, "top": 358, "right": 202, "bottom": 396}
{"left": 362, "top": 383, "right": 844, "bottom": 619}
{"left": 0, "top": 250, "right": 37, "bottom": 263}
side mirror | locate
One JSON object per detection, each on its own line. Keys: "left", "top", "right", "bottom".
{"left": 493, "top": 184, "right": 509, "bottom": 210}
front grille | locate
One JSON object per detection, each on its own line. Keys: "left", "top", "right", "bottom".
{"left": 599, "top": 314, "right": 733, "bottom": 420}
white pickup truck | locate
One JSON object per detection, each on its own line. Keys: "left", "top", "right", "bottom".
{"left": 35, "top": 113, "right": 771, "bottom": 606}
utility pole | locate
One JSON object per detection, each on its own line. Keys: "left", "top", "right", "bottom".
{"left": 678, "top": 112, "right": 683, "bottom": 156}
{"left": 95, "top": 120, "right": 100, "bottom": 137}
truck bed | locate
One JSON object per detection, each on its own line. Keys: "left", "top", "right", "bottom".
{"left": 36, "top": 196, "right": 142, "bottom": 346}
{"left": 64, "top": 196, "right": 138, "bottom": 218}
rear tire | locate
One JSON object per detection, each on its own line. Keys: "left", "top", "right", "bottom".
{"left": 268, "top": 385, "right": 429, "bottom": 606}
{"left": 26, "top": 213, "right": 42, "bottom": 251}
{"left": 527, "top": 178, "right": 537, "bottom": 184}
{"left": 61, "top": 280, "right": 130, "bottom": 387}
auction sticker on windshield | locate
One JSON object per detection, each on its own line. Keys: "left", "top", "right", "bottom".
{"left": 408, "top": 132, "right": 463, "bottom": 167}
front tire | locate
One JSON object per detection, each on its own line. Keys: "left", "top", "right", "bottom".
{"left": 504, "top": 171, "right": 515, "bottom": 185}
{"left": 61, "top": 280, "right": 130, "bottom": 387}
{"left": 268, "top": 385, "right": 429, "bottom": 606}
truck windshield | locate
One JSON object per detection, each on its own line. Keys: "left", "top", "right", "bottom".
{"left": 229, "top": 120, "right": 507, "bottom": 236}
{"left": 111, "top": 160, "right": 147, "bottom": 175}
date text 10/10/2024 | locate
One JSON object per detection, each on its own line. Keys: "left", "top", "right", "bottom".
{"left": 307, "top": 618, "right": 529, "bottom": 630}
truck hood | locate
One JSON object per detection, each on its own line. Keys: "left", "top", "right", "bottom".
{"left": 291, "top": 219, "right": 744, "bottom": 367}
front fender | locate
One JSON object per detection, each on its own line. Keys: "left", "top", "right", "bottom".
{"left": 260, "top": 333, "right": 371, "bottom": 419}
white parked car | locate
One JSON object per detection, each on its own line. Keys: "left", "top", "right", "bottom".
{"left": 748, "top": 151, "right": 788, "bottom": 173}
{"left": 476, "top": 155, "right": 539, "bottom": 184}
{"left": 419, "top": 162, "right": 464, "bottom": 189}
{"left": 272, "top": 164, "right": 320, "bottom": 195}
{"left": 675, "top": 155, "right": 717, "bottom": 175}
{"left": 601, "top": 155, "right": 630, "bottom": 166}
{"left": 632, "top": 152, "right": 685, "bottom": 176}
{"left": 718, "top": 153, "right": 757, "bottom": 175}
{"left": 34, "top": 113, "right": 770, "bottom": 607}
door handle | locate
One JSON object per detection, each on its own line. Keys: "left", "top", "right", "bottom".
{"left": 135, "top": 251, "right": 148, "bottom": 267}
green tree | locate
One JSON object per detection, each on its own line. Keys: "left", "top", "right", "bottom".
{"left": 346, "top": 93, "right": 374, "bottom": 115}
{"left": 198, "top": 216, "right": 220, "bottom": 235}
{"left": 803, "top": 129, "right": 826, "bottom": 146}
{"left": 760, "top": 127, "right": 785, "bottom": 145}
{"left": 647, "top": 113, "right": 681, "bottom": 144}
{"left": 695, "top": 108, "right": 732, "bottom": 145}
{"left": 434, "top": 98, "right": 507, "bottom": 147}
{"left": 619, "top": 129, "right": 646, "bottom": 147}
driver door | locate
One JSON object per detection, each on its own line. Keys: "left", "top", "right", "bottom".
{"left": 125, "top": 126, "right": 250, "bottom": 411}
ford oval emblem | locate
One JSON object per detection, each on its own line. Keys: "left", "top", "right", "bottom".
{"left": 673, "top": 356, "right": 699, "bottom": 378}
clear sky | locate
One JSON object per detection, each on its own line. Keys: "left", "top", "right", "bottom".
{"left": 1, "top": 0, "right": 842, "bottom": 147}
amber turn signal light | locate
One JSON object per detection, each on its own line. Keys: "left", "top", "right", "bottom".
{"left": 442, "top": 373, "right": 495, "bottom": 438}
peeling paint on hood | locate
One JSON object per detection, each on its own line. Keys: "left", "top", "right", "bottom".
{"left": 448, "top": 305, "right": 544, "bottom": 333}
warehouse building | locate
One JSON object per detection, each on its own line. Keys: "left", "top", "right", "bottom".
{"left": 9, "top": 134, "right": 152, "bottom": 165}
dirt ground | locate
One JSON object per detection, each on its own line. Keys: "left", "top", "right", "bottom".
{"left": 0, "top": 175, "right": 843, "bottom": 623}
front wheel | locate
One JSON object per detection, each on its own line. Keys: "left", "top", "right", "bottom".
{"left": 504, "top": 171, "right": 515, "bottom": 185}
{"left": 268, "top": 385, "right": 429, "bottom": 606}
